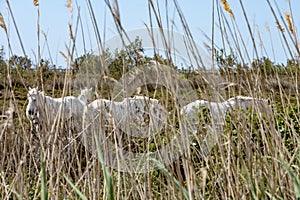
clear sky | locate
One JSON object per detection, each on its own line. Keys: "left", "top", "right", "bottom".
{"left": 0, "top": 0, "right": 299, "bottom": 68}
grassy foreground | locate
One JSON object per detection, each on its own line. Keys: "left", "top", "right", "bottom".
{"left": 0, "top": 60, "right": 299, "bottom": 199}
{"left": 0, "top": 0, "right": 300, "bottom": 199}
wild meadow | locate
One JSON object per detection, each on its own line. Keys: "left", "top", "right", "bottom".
{"left": 0, "top": 0, "right": 299, "bottom": 199}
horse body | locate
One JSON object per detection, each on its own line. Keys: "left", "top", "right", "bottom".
{"left": 180, "top": 100, "right": 229, "bottom": 129}
{"left": 180, "top": 96, "right": 270, "bottom": 134}
{"left": 26, "top": 87, "right": 85, "bottom": 132}
{"left": 113, "top": 97, "right": 167, "bottom": 136}
{"left": 226, "top": 96, "right": 269, "bottom": 111}
{"left": 84, "top": 96, "right": 167, "bottom": 137}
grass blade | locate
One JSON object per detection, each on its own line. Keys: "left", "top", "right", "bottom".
{"left": 64, "top": 176, "right": 88, "bottom": 200}
{"left": 151, "top": 158, "right": 190, "bottom": 200}
{"left": 94, "top": 134, "right": 114, "bottom": 200}
{"left": 281, "top": 162, "right": 300, "bottom": 198}
{"left": 41, "top": 158, "right": 48, "bottom": 200}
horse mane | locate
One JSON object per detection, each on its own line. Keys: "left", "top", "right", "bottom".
{"left": 28, "top": 87, "right": 42, "bottom": 95}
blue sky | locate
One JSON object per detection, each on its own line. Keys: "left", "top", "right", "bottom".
{"left": 0, "top": 0, "right": 299, "bottom": 68}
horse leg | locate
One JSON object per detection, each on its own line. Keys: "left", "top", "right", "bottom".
{"left": 29, "top": 120, "right": 34, "bottom": 132}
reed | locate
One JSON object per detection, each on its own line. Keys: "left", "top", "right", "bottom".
{"left": 0, "top": 0, "right": 299, "bottom": 199}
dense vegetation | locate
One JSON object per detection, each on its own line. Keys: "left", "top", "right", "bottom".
{"left": 0, "top": 39, "right": 300, "bottom": 199}
{"left": 0, "top": 0, "right": 300, "bottom": 199}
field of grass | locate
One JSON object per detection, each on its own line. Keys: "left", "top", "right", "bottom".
{"left": 0, "top": 0, "right": 300, "bottom": 199}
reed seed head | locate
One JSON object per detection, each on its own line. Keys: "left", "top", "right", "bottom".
{"left": 220, "top": 0, "right": 234, "bottom": 19}
{"left": 33, "top": 0, "right": 39, "bottom": 6}
{"left": 66, "top": 0, "right": 73, "bottom": 14}
{"left": 285, "top": 13, "right": 294, "bottom": 34}
{"left": 0, "top": 13, "right": 7, "bottom": 32}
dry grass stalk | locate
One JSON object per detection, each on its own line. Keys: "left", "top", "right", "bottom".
{"left": 285, "top": 13, "right": 294, "bottom": 34}
{"left": 60, "top": 51, "right": 68, "bottom": 63}
{"left": 68, "top": 23, "right": 74, "bottom": 41}
{"left": 276, "top": 21, "right": 285, "bottom": 32}
{"left": 33, "top": 0, "right": 39, "bottom": 6}
{"left": 220, "top": 0, "right": 234, "bottom": 19}
{"left": 0, "top": 102, "right": 15, "bottom": 134}
{"left": 0, "top": 13, "right": 7, "bottom": 32}
{"left": 265, "top": 23, "right": 270, "bottom": 32}
{"left": 0, "top": 0, "right": 299, "bottom": 199}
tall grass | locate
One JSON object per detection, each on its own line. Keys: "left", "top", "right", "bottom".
{"left": 0, "top": 0, "right": 299, "bottom": 199}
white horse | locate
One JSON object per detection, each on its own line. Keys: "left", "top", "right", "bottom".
{"left": 83, "top": 95, "right": 168, "bottom": 139}
{"left": 81, "top": 95, "right": 168, "bottom": 157}
{"left": 180, "top": 99, "right": 229, "bottom": 129}
{"left": 180, "top": 96, "right": 270, "bottom": 133}
{"left": 78, "top": 87, "right": 93, "bottom": 104}
{"left": 26, "top": 87, "right": 85, "bottom": 132}
{"left": 226, "top": 96, "right": 269, "bottom": 112}
{"left": 179, "top": 95, "right": 271, "bottom": 156}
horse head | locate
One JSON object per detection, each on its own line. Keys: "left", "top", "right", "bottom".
{"left": 78, "top": 87, "right": 93, "bottom": 104}
{"left": 26, "top": 87, "right": 45, "bottom": 124}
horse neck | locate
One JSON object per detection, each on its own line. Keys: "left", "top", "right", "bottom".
{"left": 78, "top": 94, "right": 87, "bottom": 104}
{"left": 52, "top": 96, "right": 75, "bottom": 104}
{"left": 78, "top": 94, "right": 84, "bottom": 101}
{"left": 43, "top": 95, "right": 62, "bottom": 111}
